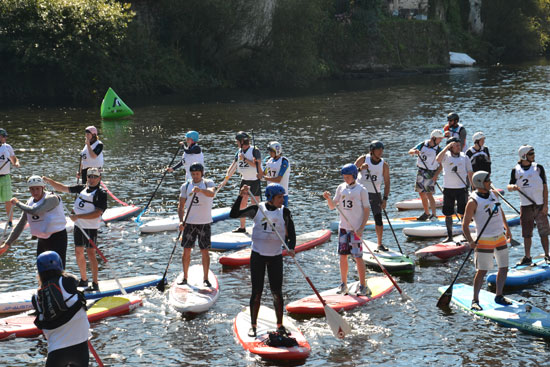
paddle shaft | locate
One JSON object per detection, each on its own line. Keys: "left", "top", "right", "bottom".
{"left": 515, "top": 187, "right": 550, "bottom": 219}
{"left": 0, "top": 158, "right": 11, "bottom": 172}
{"left": 415, "top": 150, "right": 443, "bottom": 193}
{"left": 88, "top": 340, "right": 104, "bottom": 367}
{"left": 100, "top": 181, "right": 129, "bottom": 207}
{"left": 252, "top": 131, "right": 261, "bottom": 176}
{"left": 1, "top": 206, "right": 14, "bottom": 242}
{"left": 491, "top": 185, "right": 520, "bottom": 215}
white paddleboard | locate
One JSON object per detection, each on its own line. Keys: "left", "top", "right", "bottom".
{"left": 168, "top": 265, "right": 220, "bottom": 314}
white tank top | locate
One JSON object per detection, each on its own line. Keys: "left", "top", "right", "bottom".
{"left": 333, "top": 182, "right": 370, "bottom": 231}
{"left": 182, "top": 151, "right": 205, "bottom": 181}
{"left": 180, "top": 179, "right": 215, "bottom": 224}
{"left": 417, "top": 140, "right": 440, "bottom": 170}
{"left": 0, "top": 144, "right": 14, "bottom": 175}
{"left": 442, "top": 151, "right": 470, "bottom": 189}
{"left": 236, "top": 146, "right": 261, "bottom": 181}
{"left": 470, "top": 191, "right": 504, "bottom": 237}
{"left": 73, "top": 188, "right": 101, "bottom": 229}
{"left": 515, "top": 163, "right": 544, "bottom": 206}
{"left": 357, "top": 155, "right": 384, "bottom": 193}
{"left": 251, "top": 202, "right": 286, "bottom": 256}
{"left": 81, "top": 140, "right": 104, "bottom": 169}
{"left": 26, "top": 193, "right": 67, "bottom": 238}
{"left": 265, "top": 156, "right": 290, "bottom": 194}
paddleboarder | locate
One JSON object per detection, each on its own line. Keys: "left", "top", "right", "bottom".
{"left": 32, "top": 251, "right": 90, "bottom": 367}
{"left": 220, "top": 131, "right": 263, "bottom": 233}
{"left": 443, "top": 112, "right": 467, "bottom": 152}
{"left": 177, "top": 162, "right": 215, "bottom": 287}
{"left": 436, "top": 137, "right": 473, "bottom": 242}
{"left": 167, "top": 130, "right": 205, "bottom": 181}
{"left": 463, "top": 171, "right": 512, "bottom": 310}
{"left": 323, "top": 164, "right": 370, "bottom": 296}
{"left": 229, "top": 183, "right": 296, "bottom": 338}
{"left": 355, "top": 140, "right": 390, "bottom": 251}
{"left": 263, "top": 141, "right": 291, "bottom": 207}
{"left": 408, "top": 129, "right": 444, "bottom": 221}
{"left": 466, "top": 131, "right": 492, "bottom": 173}
{"left": 0, "top": 128, "right": 20, "bottom": 227}
{"left": 507, "top": 145, "right": 550, "bottom": 265}
{"left": 0, "top": 176, "right": 68, "bottom": 266}
{"left": 78, "top": 126, "right": 104, "bottom": 185}
{"left": 43, "top": 168, "right": 107, "bottom": 291}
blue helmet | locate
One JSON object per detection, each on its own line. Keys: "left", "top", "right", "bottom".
{"left": 37, "top": 251, "right": 63, "bottom": 273}
{"left": 341, "top": 163, "right": 358, "bottom": 179}
{"left": 185, "top": 130, "right": 199, "bottom": 142}
{"left": 265, "top": 183, "right": 286, "bottom": 201}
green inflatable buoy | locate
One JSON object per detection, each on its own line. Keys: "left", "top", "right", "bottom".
{"left": 100, "top": 87, "right": 134, "bottom": 119}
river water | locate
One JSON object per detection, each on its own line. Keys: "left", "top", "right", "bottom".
{"left": 1, "top": 62, "right": 550, "bottom": 366}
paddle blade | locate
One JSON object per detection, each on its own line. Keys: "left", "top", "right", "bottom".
{"left": 436, "top": 286, "right": 453, "bottom": 309}
{"left": 401, "top": 292, "right": 413, "bottom": 303}
{"left": 134, "top": 210, "right": 145, "bottom": 225}
{"left": 509, "top": 238, "right": 522, "bottom": 247}
{"left": 156, "top": 278, "right": 166, "bottom": 292}
{"left": 324, "top": 304, "right": 351, "bottom": 339}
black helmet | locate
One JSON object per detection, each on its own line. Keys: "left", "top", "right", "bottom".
{"left": 447, "top": 137, "right": 460, "bottom": 145}
{"left": 0, "top": 128, "right": 7, "bottom": 137}
{"left": 370, "top": 140, "right": 384, "bottom": 151}
{"left": 189, "top": 162, "right": 204, "bottom": 174}
{"left": 235, "top": 131, "right": 250, "bottom": 141}
{"left": 447, "top": 112, "right": 459, "bottom": 121}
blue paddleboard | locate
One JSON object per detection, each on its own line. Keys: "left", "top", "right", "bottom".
{"left": 487, "top": 261, "right": 550, "bottom": 287}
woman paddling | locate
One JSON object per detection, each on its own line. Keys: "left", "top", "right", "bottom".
{"left": 32, "top": 251, "right": 90, "bottom": 366}
{"left": 229, "top": 183, "right": 296, "bottom": 338}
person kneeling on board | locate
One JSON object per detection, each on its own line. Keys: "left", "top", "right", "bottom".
{"left": 32, "top": 251, "right": 90, "bottom": 367}
{"left": 462, "top": 171, "right": 512, "bottom": 310}
{"left": 230, "top": 183, "right": 296, "bottom": 338}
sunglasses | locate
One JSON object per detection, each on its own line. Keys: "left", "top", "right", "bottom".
{"left": 527, "top": 151, "right": 535, "bottom": 156}
{"left": 87, "top": 175, "right": 100, "bottom": 178}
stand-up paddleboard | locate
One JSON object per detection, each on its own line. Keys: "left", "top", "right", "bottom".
{"left": 438, "top": 283, "right": 550, "bottom": 338}
{"left": 362, "top": 240, "right": 415, "bottom": 274}
{"left": 100, "top": 87, "right": 134, "bottom": 119}
{"left": 403, "top": 214, "right": 519, "bottom": 238}
{"left": 219, "top": 229, "right": 331, "bottom": 267}
{"left": 233, "top": 306, "right": 311, "bottom": 361}
{"left": 286, "top": 277, "right": 393, "bottom": 315}
{"left": 139, "top": 208, "right": 231, "bottom": 233}
{"left": 0, "top": 295, "right": 142, "bottom": 340}
{"left": 329, "top": 214, "right": 462, "bottom": 231}
{"left": 415, "top": 236, "right": 469, "bottom": 261}
{"left": 395, "top": 189, "right": 505, "bottom": 211}
{"left": 103, "top": 205, "right": 142, "bottom": 222}
{"left": 487, "top": 261, "right": 550, "bottom": 288}
{"left": 168, "top": 265, "right": 219, "bottom": 314}
{"left": 0, "top": 275, "right": 162, "bottom": 314}
{"left": 211, "top": 227, "right": 252, "bottom": 251}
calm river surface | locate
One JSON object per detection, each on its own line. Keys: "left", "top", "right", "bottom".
{"left": 2, "top": 62, "right": 550, "bottom": 366}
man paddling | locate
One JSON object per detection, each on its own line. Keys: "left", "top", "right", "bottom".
{"left": 0, "top": 176, "right": 68, "bottom": 266}
{"left": 177, "top": 162, "right": 215, "bottom": 286}
{"left": 507, "top": 145, "right": 550, "bottom": 265}
{"left": 354, "top": 140, "right": 390, "bottom": 251}
{"left": 408, "top": 129, "right": 444, "bottom": 221}
{"left": 0, "top": 128, "right": 20, "bottom": 227}
{"left": 462, "top": 171, "right": 512, "bottom": 310}
{"left": 466, "top": 132, "right": 492, "bottom": 173}
{"left": 444, "top": 112, "right": 467, "bottom": 152}
{"left": 220, "top": 131, "right": 263, "bottom": 233}
{"left": 43, "top": 168, "right": 107, "bottom": 291}
{"left": 323, "top": 164, "right": 370, "bottom": 296}
{"left": 263, "top": 141, "right": 291, "bottom": 207}
{"left": 436, "top": 137, "right": 473, "bottom": 242}
{"left": 230, "top": 183, "right": 296, "bottom": 338}
{"left": 167, "top": 130, "right": 204, "bottom": 181}
{"left": 77, "top": 126, "right": 104, "bottom": 185}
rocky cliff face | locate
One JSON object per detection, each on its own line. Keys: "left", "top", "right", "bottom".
{"left": 468, "top": 0, "right": 483, "bottom": 34}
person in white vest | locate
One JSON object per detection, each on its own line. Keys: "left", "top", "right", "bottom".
{"left": 408, "top": 129, "right": 444, "bottom": 221}
{"left": 263, "top": 141, "right": 291, "bottom": 207}
{"left": 463, "top": 171, "right": 512, "bottom": 310}
{"left": 436, "top": 137, "right": 473, "bottom": 242}
{"left": 0, "top": 128, "right": 20, "bottom": 227}
{"left": 323, "top": 164, "right": 370, "bottom": 296}
{"left": 77, "top": 126, "right": 104, "bottom": 185}
{"left": 220, "top": 131, "right": 263, "bottom": 233}
{"left": 444, "top": 112, "right": 467, "bottom": 152}
{"left": 178, "top": 162, "right": 215, "bottom": 286}
{"left": 507, "top": 145, "right": 550, "bottom": 265}
{"left": 466, "top": 131, "right": 492, "bottom": 173}
{"left": 167, "top": 130, "right": 205, "bottom": 181}
{"left": 43, "top": 168, "right": 107, "bottom": 292}
{"left": 229, "top": 183, "right": 296, "bottom": 338}
{"left": 0, "top": 176, "right": 68, "bottom": 266}
{"left": 354, "top": 140, "right": 390, "bottom": 251}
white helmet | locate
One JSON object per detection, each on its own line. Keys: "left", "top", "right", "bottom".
{"left": 431, "top": 129, "right": 444, "bottom": 139}
{"left": 267, "top": 141, "right": 282, "bottom": 156}
{"left": 472, "top": 171, "right": 490, "bottom": 189}
{"left": 473, "top": 131, "right": 485, "bottom": 143}
{"left": 518, "top": 145, "right": 534, "bottom": 160}
{"left": 27, "top": 175, "right": 45, "bottom": 187}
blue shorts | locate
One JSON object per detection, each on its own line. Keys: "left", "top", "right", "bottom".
{"left": 338, "top": 228, "right": 363, "bottom": 258}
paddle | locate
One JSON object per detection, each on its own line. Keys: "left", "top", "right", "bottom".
{"left": 100, "top": 181, "right": 129, "bottom": 207}
{"left": 135, "top": 145, "right": 183, "bottom": 224}
{"left": 437, "top": 203, "right": 500, "bottom": 309}
{"left": 88, "top": 340, "right": 104, "bottom": 367}
{"left": 490, "top": 184, "right": 520, "bottom": 215}
{"left": 72, "top": 221, "right": 127, "bottom": 296}
{"left": 156, "top": 193, "right": 196, "bottom": 292}
{"left": 0, "top": 207, "right": 14, "bottom": 255}
{"left": 334, "top": 205, "right": 411, "bottom": 302}
{"left": 248, "top": 193, "right": 352, "bottom": 339}
{"left": 514, "top": 186, "right": 550, "bottom": 219}
{"left": 415, "top": 150, "right": 444, "bottom": 193}
{"left": 0, "top": 158, "right": 12, "bottom": 172}
{"left": 364, "top": 166, "right": 405, "bottom": 256}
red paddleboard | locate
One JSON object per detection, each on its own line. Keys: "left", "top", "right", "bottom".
{"left": 286, "top": 277, "right": 394, "bottom": 316}
{"left": 219, "top": 229, "right": 330, "bottom": 267}
{"left": 415, "top": 237, "right": 469, "bottom": 261}
{"left": 102, "top": 205, "right": 141, "bottom": 222}
{"left": 233, "top": 306, "right": 310, "bottom": 361}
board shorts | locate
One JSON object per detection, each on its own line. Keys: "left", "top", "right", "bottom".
{"left": 182, "top": 223, "right": 211, "bottom": 250}
{"left": 338, "top": 228, "right": 362, "bottom": 258}
{"left": 74, "top": 227, "right": 98, "bottom": 249}
{"left": 520, "top": 204, "right": 550, "bottom": 238}
{"left": 415, "top": 167, "right": 436, "bottom": 193}
{"left": 474, "top": 235, "right": 509, "bottom": 270}
{"left": 0, "top": 174, "right": 12, "bottom": 202}
{"left": 442, "top": 188, "right": 467, "bottom": 216}
{"left": 240, "top": 179, "right": 262, "bottom": 198}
